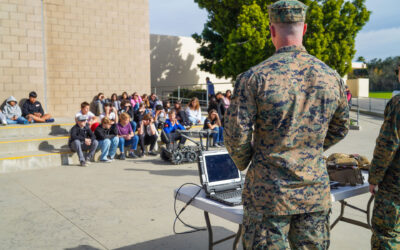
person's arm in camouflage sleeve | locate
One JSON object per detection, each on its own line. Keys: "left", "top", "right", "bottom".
{"left": 369, "top": 98, "right": 400, "bottom": 185}
{"left": 323, "top": 80, "right": 350, "bottom": 150}
{"left": 224, "top": 71, "right": 258, "bottom": 171}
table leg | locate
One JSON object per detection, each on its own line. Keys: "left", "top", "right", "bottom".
{"left": 233, "top": 225, "right": 242, "bottom": 250}
{"left": 204, "top": 211, "right": 213, "bottom": 250}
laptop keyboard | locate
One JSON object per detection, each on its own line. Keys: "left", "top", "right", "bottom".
{"left": 214, "top": 189, "right": 242, "bottom": 200}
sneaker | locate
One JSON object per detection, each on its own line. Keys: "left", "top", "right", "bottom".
{"left": 218, "top": 142, "right": 225, "bottom": 146}
{"left": 128, "top": 151, "right": 138, "bottom": 159}
{"left": 212, "top": 143, "right": 221, "bottom": 148}
{"left": 148, "top": 150, "right": 158, "bottom": 156}
{"left": 85, "top": 157, "right": 93, "bottom": 164}
{"left": 100, "top": 159, "right": 112, "bottom": 163}
{"left": 118, "top": 153, "right": 126, "bottom": 160}
{"left": 138, "top": 152, "right": 145, "bottom": 158}
{"left": 45, "top": 118, "right": 55, "bottom": 123}
{"left": 107, "top": 156, "right": 115, "bottom": 161}
{"left": 80, "top": 161, "right": 88, "bottom": 167}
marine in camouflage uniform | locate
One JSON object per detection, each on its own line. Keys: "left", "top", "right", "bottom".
{"left": 369, "top": 65, "right": 400, "bottom": 249}
{"left": 224, "top": 0, "right": 350, "bottom": 249}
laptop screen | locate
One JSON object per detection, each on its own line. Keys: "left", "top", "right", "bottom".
{"left": 204, "top": 153, "right": 240, "bottom": 183}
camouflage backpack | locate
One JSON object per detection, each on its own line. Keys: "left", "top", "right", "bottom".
{"left": 326, "top": 153, "right": 365, "bottom": 186}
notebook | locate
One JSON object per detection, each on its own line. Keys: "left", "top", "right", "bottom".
{"left": 197, "top": 150, "right": 243, "bottom": 206}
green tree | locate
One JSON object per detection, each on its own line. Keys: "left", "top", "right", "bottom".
{"left": 193, "top": 0, "right": 370, "bottom": 78}
{"left": 367, "top": 57, "right": 400, "bottom": 91}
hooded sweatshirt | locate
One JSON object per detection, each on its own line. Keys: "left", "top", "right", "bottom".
{"left": 3, "top": 96, "right": 22, "bottom": 119}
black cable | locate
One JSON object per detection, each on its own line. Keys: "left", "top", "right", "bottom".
{"left": 173, "top": 183, "right": 207, "bottom": 234}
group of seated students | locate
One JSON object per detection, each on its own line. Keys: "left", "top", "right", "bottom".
{"left": 42, "top": 90, "right": 230, "bottom": 166}
{"left": 0, "top": 91, "right": 54, "bottom": 125}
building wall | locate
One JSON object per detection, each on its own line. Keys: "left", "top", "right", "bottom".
{"left": 0, "top": 0, "right": 150, "bottom": 117}
{"left": 0, "top": 0, "right": 45, "bottom": 107}
{"left": 150, "top": 34, "right": 232, "bottom": 98}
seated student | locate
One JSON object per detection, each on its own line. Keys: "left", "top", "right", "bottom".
{"left": 162, "top": 110, "right": 186, "bottom": 150}
{"left": 69, "top": 115, "right": 99, "bottom": 167}
{"left": 110, "top": 93, "right": 121, "bottom": 111}
{"left": 134, "top": 103, "right": 149, "bottom": 127}
{"left": 138, "top": 114, "right": 158, "bottom": 157}
{"left": 117, "top": 113, "right": 139, "bottom": 159}
{"left": 207, "top": 95, "right": 225, "bottom": 126}
{"left": 94, "top": 117, "right": 119, "bottom": 163}
{"left": 2, "top": 96, "right": 28, "bottom": 124}
{"left": 204, "top": 109, "right": 224, "bottom": 147}
{"left": 174, "top": 100, "right": 191, "bottom": 127}
{"left": 149, "top": 93, "right": 158, "bottom": 110}
{"left": 99, "top": 103, "right": 118, "bottom": 125}
{"left": 119, "top": 100, "right": 137, "bottom": 132}
{"left": 95, "top": 92, "right": 106, "bottom": 115}
{"left": 76, "top": 101, "right": 98, "bottom": 131}
{"left": 130, "top": 92, "right": 142, "bottom": 111}
{"left": 154, "top": 104, "right": 167, "bottom": 129}
{"left": 22, "top": 91, "right": 54, "bottom": 123}
{"left": 142, "top": 94, "right": 150, "bottom": 109}
{"left": 185, "top": 97, "right": 203, "bottom": 125}
{"left": 163, "top": 100, "right": 171, "bottom": 113}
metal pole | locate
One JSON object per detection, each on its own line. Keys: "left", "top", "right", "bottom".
{"left": 40, "top": 0, "right": 48, "bottom": 111}
{"left": 206, "top": 85, "right": 209, "bottom": 108}
{"left": 178, "top": 86, "right": 180, "bottom": 100}
{"left": 369, "top": 98, "right": 371, "bottom": 112}
{"left": 357, "top": 98, "right": 360, "bottom": 126}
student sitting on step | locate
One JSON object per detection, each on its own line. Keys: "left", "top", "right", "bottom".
{"left": 162, "top": 110, "right": 186, "bottom": 150}
{"left": 76, "top": 101, "right": 98, "bottom": 131}
{"left": 138, "top": 114, "right": 158, "bottom": 157}
{"left": 203, "top": 109, "right": 224, "bottom": 147}
{"left": 94, "top": 117, "right": 119, "bottom": 163}
{"left": 22, "top": 91, "right": 54, "bottom": 123}
{"left": 99, "top": 103, "right": 118, "bottom": 125}
{"left": 69, "top": 115, "right": 99, "bottom": 167}
{"left": 2, "top": 96, "right": 29, "bottom": 125}
{"left": 117, "top": 113, "right": 139, "bottom": 160}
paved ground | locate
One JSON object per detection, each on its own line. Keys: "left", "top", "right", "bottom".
{"left": 0, "top": 112, "right": 383, "bottom": 250}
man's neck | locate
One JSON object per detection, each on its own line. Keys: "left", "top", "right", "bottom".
{"left": 275, "top": 41, "right": 303, "bottom": 51}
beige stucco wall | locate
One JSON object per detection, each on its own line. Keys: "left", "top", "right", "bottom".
{"left": 0, "top": 0, "right": 150, "bottom": 117}
{"left": 0, "top": 0, "right": 45, "bottom": 107}
{"left": 150, "top": 34, "right": 232, "bottom": 97}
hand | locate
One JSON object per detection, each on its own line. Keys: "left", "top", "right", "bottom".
{"left": 12, "top": 116, "right": 17, "bottom": 120}
{"left": 112, "top": 107, "right": 117, "bottom": 113}
{"left": 85, "top": 138, "right": 91, "bottom": 146}
{"left": 34, "top": 112, "right": 42, "bottom": 117}
{"left": 369, "top": 184, "right": 377, "bottom": 195}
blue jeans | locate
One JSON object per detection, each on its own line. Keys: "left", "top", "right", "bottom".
{"left": 6, "top": 117, "right": 29, "bottom": 124}
{"left": 118, "top": 135, "right": 139, "bottom": 153}
{"left": 97, "top": 137, "right": 119, "bottom": 161}
{"left": 130, "top": 121, "right": 137, "bottom": 132}
{"left": 213, "top": 126, "right": 224, "bottom": 144}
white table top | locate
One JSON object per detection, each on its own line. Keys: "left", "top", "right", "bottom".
{"left": 174, "top": 172, "right": 370, "bottom": 225}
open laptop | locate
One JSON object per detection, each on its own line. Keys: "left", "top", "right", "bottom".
{"left": 197, "top": 150, "right": 244, "bottom": 206}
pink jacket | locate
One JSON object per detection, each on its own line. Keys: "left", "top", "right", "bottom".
{"left": 130, "top": 96, "right": 143, "bottom": 107}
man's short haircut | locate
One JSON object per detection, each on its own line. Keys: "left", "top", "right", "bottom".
{"left": 101, "top": 117, "right": 111, "bottom": 125}
{"left": 143, "top": 114, "right": 152, "bottom": 121}
{"left": 81, "top": 101, "right": 90, "bottom": 109}
{"left": 273, "top": 22, "right": 304, "bottom": 36}
{"left": 29, "top": 91, "right": 37, "bottom": 98}
{"left": 119, "top": 112, "right": 130, "bottom": 121}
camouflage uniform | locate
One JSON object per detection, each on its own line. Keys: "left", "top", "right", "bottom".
{"left": 369, "top": 95, "right": 400, "bottom": 249}
{"left": 224, "top": 1, "right": 349, "bottom": 249}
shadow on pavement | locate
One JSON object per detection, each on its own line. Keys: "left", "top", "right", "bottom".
{"left": 65, "top": 246, "right": 101, "bottom": 250}
{"left": 124, "top": 168, "right": 198, "bottom": 177}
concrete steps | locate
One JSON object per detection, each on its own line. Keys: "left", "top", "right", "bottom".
{"left": 0, "top": 120, "right": 212, "bottom": 173}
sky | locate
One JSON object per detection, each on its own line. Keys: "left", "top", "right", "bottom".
{"left": 149, "top": 0, "right": 400, "bottom": 61}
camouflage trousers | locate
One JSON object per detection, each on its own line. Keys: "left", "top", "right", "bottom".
{"left": 242, "top": 210, "right": 330, "bottom": 250}
{"left": 371, "top": 190, "right": 400, "bottom": 250}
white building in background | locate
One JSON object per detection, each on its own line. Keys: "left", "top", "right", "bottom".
{"left": 346, "top": 61, "right": 369, "bottom": 98}
{"left": 150, "top": 34, "right": 232, "bottom": 97}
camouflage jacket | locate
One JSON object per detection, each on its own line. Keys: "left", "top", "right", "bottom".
{"left": 369, "top": 96, "right": 400, "bottom": 194}
{"left": 224, "top": 45, "right": 349, "bottom": 216}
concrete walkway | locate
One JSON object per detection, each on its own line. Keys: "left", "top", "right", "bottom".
{"left": 0, "top": 112, "right": 383, "bottom": 250}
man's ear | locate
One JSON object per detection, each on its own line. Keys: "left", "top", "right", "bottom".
{"left": 270, "top": 25, "right": 276, "bottom": 38}
{"left": 303, "top": 23, "right": 307, "bottom": 36}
